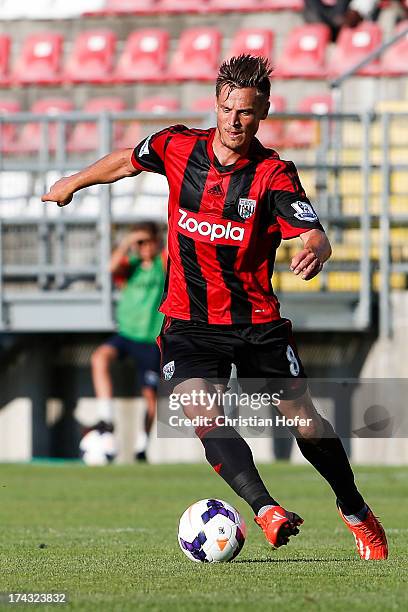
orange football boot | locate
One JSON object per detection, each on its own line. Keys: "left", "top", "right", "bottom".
{"left": 254, "top": 505, "right": 303, "bottom": 548}
{"left": 338, "top": 505, "right": 388, "bottom": 560}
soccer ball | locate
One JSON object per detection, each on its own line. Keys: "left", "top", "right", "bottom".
{"left": 178, "top": 498, "right": 246, "bottom": 563}
{"left": 79, "top": 430, "right": 116, "bottom": 466}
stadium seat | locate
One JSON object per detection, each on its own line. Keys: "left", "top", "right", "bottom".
{"left": 209, "top": 0, "right": 262, "bottom": 12}
{"left": 114, "top": 29, "right": 169, "bottom": 83}
{"left": 276, "top": 271, "right": 322, "bottom": 292}
{"left": 0, "top": 35, "right": 11, "bottom": 86}
{"left": 285, "top": 94, "right": 333, "bottom": 148}
{"left": 274, "top": 24, "right": 330, "bottom": 78}
{"left": 227, "top": 29, "right": 274, "bottom": 60}
{"left": 137, "top": 96, "right": 180, "bottom": 113}
{"left": 263, "top": 0, "right": 303, "bottom": 9}
{"left": 12, "top": 33, "right": 63, "bottom": 86}
{"left": 328, "top": 22, "right": 382, "bottom": 77}
{"left": 116, "top": 97, "right": 180, "bottom": 149}
{"left": 167, "top": 28, "right": 221, "bottom": 81}
{"left": 67, "top": 97, "right": 126, "bottom": 153}
{"left": 157, "top": 0, "right": 208, "bottom": 13}
{"left": 327, "top": 272, "right": 361, "bottom": 291}
{"left": 0, "top": 100, "right": 21, "bottom": 154}
{"left": 63, "top": 30, "right": 117, "bottom": 84}
{"left": 190, "top": 96, "right": 215, "bottom": 112}
{"left": 12, "top": 98, "right": 74, "bottom": 155}
{"left": 381, "top": 21, "right": 408, "bottom": 76}
{"left": 373, "top": 272, "right": 406, "bottom": 291}
{"left": 115, "top": 121, "right": 142, "bottom": 150}
{"left": 92, "top": 0, "right": 158, "bottom": 15}
{"left": 256, "top": 95, "right": 286, "bottom": 149}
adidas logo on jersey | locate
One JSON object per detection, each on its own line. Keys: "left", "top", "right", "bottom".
{"left": 207, "top": 183, "right": 224, "bottom": 196}
{"left": 178, "top": 208, "right": 246, "bottom": 244}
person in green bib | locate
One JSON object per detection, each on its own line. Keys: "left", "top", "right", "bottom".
{"left": 89, "top": 221, "right": 165, "bottom": 461}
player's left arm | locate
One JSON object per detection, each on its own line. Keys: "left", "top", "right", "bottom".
{"left": 290, "top": 229, "right": 332, "bottom": 281}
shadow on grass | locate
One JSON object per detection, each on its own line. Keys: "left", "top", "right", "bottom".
{"left": 234, "top": 557, "right": 355, "bottom": 564}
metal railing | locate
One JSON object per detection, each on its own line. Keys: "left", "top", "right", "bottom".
{"left": 0, "top": 109, "right": 407, "bottom": 334}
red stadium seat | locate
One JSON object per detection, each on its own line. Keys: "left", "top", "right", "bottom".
{"left": 262, "top": 0, "right": 303, "bottom": 10}
{"left": 67, "top": 97, "right": 125, "bottom": 153}
{"left": 137, "top": 96, "right": 180, "bottom": 113}
{"left": 380, "top": 21, "right": 408, "bottom": 76}
{"left": 190, "top": 96, "right": 215, "bottom": 112}
{"left": 114, "top": 29, "right": 169, "bottom": 83}
{"left": 116, "top": 97, "right": 180, "bottom": 149}
{"left": 328, "top": 22, "right": 382, "bottom": 77}
{"left": 209, "top": 0, "right": 303, "bottom": 10}
{"left": 12, "top": 33, "right": 63, "bottom": 86}
{"left": 115, "top": 121, "right": 142, "bottom": 150}
{"left": 167, "top": 28, "right": 221, "bottom": 81}
{"left": 157, "top": 0, "right": 208, "bottom": 13}
{"left": 93, "top": 0, "right": 158, "bottom": 14}
{"left": 0, "top": 35, "right": 11, "bottom": 87}
{"left": 227, "top": 28, "right": 274, "bottom": 60}
{"left": 256, "top": 95, "right": 286, "bottom": 149}
{"left": 12, "top": 98, "right": 74, "bottom": 154}
{"left": 208, "top": 0, "right": 260, "bottom": 12}
{"left": 63, "top": 30, "right": 116, "bottom": 84}
{"left": 274, "top": 24, "right": 330, "bottom": 78}
{"left": 0, "top": 100, "right": 21, "bottom": 154}
{"left": 285, "top": 94, "right": 332, "bottom": 148}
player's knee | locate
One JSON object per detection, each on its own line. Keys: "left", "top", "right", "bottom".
{"left": 91, "top": 346, "right": 112, "bottom": 370}
{"left": 295, "top": 415, "right": 324, "bottom": 440}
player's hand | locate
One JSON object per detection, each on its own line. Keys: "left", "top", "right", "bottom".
{"left": 41, "top": 177, "right": 75, "bottom": 207}
{"left": 290, "top": 247, "right": 323, "bottom": 281}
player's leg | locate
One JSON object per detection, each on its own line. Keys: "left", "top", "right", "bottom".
{"left": 174, "top": 376, "right": 281, "bottom": 514}
{"left": 90, "top": 339, "right": 120, "bottom": 429}
{"left": 159, "top": 319, "right": 293, "bottom": 545}
{"left": 135, "top": 387, "right": 156, "bottom": 461}
{"left": 277, "top": 390, "right": 388, "bottom": 559}
{"left": 134, "top": 343, "right": 161, "bottom": 461}
{"left": 239, "top": 317, "right": 387, "bottom": 559}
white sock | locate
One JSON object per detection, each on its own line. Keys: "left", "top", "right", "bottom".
{"left": 97, "top": 398, "right": 114, "bottom": 423}
{"left": 257, "top": 504, "right": 277, "bottom": 517}
{"left": 135, "top": 430, "right": 148, "bottom": 454}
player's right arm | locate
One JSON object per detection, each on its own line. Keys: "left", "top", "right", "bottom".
{"left": 41, "top": 148, "right": 140, "bottom": 207}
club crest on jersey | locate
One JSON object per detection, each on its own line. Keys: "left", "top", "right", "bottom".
{"left": 163, "top": 361, "right": 175, "bottom": 381}
{"left": 237, "top": 198, "right": 256, "bottom": 220}
{"left": 291, "top": 201, "right": 318, "bottom": 222}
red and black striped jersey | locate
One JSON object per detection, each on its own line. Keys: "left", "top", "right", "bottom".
{"left": 131, "top": 125, "right": 324, "bottom": 325}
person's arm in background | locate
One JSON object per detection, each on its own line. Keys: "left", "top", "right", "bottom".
{"left": 290, "top": 229, "right": 332, "bottom": 281}
{"left": 109, "top": 233, "right": 141, "bottom": 274}
{"left": 41, "top": 149, "right": 140, "bottom": 207}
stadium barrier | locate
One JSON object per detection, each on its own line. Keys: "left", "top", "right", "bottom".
{"left": 0, "top": 109, "right": 407, "bottom": 335}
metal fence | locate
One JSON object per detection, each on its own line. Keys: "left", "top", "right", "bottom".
{"left": 0, "top": 109, "right": 407, "bottom": 335}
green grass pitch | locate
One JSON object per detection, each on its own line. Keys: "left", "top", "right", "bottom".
{"left": 0, "top": 462, "right": 406, "bottom": 611}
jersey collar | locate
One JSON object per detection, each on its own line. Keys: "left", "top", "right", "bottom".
{"left": 206, "top": 127, "right": 261, "bottom": 175}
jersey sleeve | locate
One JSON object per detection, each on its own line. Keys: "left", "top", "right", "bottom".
{"left": 131, "top": 124, "right": 187, "bottom": 175}
{"left": 267, "top": 161, "right": 325, "bottom": 239}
